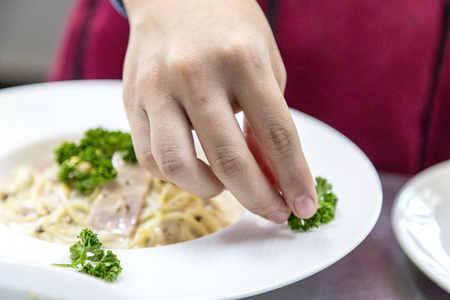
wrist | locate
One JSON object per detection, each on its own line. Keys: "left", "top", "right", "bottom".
{"left": 121, "top": 0, "right": 161, "bottom": 27}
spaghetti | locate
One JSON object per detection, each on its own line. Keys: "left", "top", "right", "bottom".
{"left": 0, "top": 158, "right": 243, "bottom": 249}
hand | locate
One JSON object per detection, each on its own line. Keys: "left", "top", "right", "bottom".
{"left": 122, "top": 0, "right": 317, "bottom": 223}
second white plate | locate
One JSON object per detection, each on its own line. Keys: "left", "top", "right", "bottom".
{"left": 392, "top": 160, "right": 450, "bottom": 293}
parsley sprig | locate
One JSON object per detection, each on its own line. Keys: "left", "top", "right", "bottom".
{"left": 53, "top": 229, "right": 122, "bottom": 282}
{"left": 287, "top": 177, "right": 338, "bottom": 231}
{"left": 54, "top": 128, "right": 137, "bottom": 194}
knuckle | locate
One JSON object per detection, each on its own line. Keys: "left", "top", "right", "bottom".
{"left": 136, "top": 64, "right": 162, "bottom": 88}
{"left": 222, "top": 40, "right": 248, "bottom": 60}
{"left": 137, "top": 149, "right": 159, "bottom": 172}
{"left": 159, "top": 150, "right": 190, "bottom": 179}
{"left": 187, "top": 95, "right": 212, "bottom": 108}
{"left": 167, "top": 53, "right": 200, "bottom": 78}
{"left": 264, "top": 123, "right": 294, "bottom": 154}
{"left": 223, "top": 38, "right": 266, "bottom": 73}
{"left": 132, "top": 65, "right": 169, "bottom": 107}
{"left": 245, "top": 197, "right": 275, "bottom": 215}
{"left": 210, "top": 145, "right": 245, "bottom": 179}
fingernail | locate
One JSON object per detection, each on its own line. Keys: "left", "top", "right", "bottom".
{"left": 266, "top": 210, "right": 290, "bottom": 224}
{"left": 294, "top": 195, "right": 316, "bottom": 218}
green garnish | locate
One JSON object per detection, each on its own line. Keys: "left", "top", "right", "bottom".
{"left": 287, "top": 177, "right": 338, "bottom": 231}
{"left": 54, "top": 128, "right": 137, "bottom": 194}
{"left": 53, "top": 229, "right": 122, "bottom": 282}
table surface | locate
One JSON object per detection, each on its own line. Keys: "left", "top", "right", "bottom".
{"left": 246, "top": 172, "right": 450, "bottom": 300}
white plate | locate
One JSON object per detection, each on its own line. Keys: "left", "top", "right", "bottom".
{"left": 0, "top": 80, "right": 382, "bottom": 300}
{"left": 392, "top": 160, "right": 450, "bottom": 293}
{"left": 0, "top": 259, "right": 125, "bottom": 300}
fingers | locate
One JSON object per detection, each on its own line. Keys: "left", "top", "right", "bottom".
{"left": 243, "top": 116, "right": 278, "bottom": 190}
{"left": 125, "top": 105, "right": 168, "bottom": 181}
{"left": 147, "top": 97, "right": 225, "bottom": 199}
{"left": 184, "top": 90, "right": 291, "bottom": 223}
{"left": 125, "top": 85, "right": 225, "bottom": 199}
{"left": 235, "top": 74, "right": 318, "bottom": 219}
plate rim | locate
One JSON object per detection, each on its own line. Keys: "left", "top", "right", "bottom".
{"left": 392, "top": 159, "right": 450, "bottom": 293}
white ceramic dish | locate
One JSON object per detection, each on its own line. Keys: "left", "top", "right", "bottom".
{"left": 0, "top": 259, "right": 125, "bottom": 300}
{"left": 392, "top": 160, "right": 450, "bottom": 293}
{"left": 0, "top": 80, "right": 382, "bottom": 300}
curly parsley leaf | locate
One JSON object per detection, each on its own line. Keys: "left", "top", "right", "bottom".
{"left": 287, "top": 177, "right": 338, "bottom": 231}
{"left": 81, "top": 250, "right": 122, "bottom": 282}
{"left": 54, "top": 128, "right": 137, "bottom": 194}
{"left": 55, "top": 142, "right": 79, "bottom": 164}
{"left": 53, "top": 229, "right": 122, "bottom": 282}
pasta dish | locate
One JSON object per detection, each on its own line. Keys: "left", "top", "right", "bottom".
{"left": 0, "top": 153, "right": 243, "bottom": 249}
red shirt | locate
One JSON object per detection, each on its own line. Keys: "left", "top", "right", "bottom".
{"left": 49, "top": 0, "right": 450, "bottom": 174}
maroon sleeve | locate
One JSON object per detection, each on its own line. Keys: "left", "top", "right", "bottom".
{"left": 48, "top": 0, "right": 129, "bottom": 81}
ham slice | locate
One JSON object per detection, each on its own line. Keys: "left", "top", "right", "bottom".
{"left": 87, "top": 160, "right": 151, "bottom": 236}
